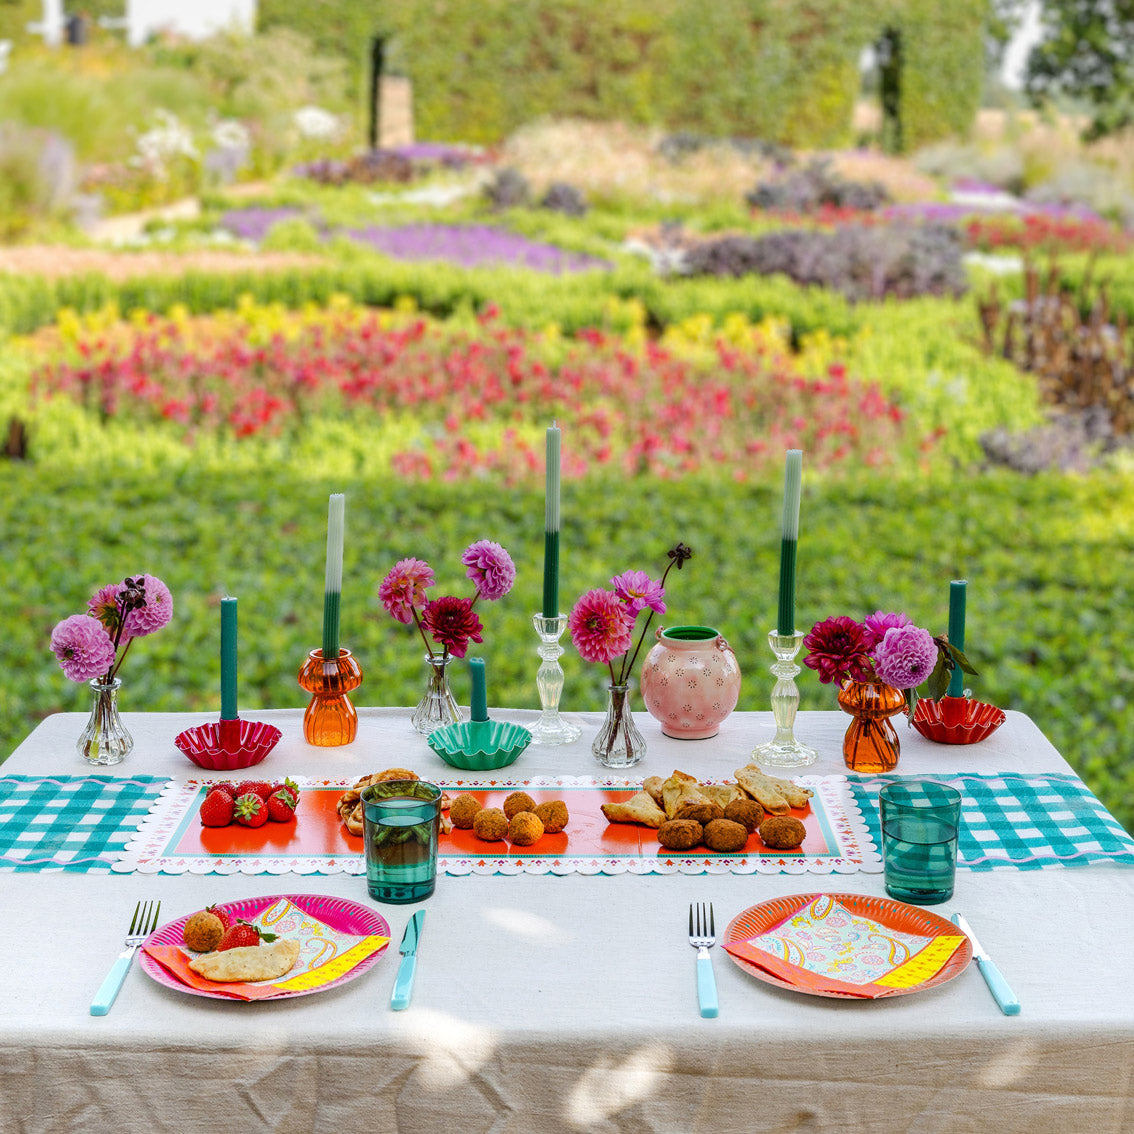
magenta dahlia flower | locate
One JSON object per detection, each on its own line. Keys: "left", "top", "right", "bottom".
{"left": 421, "top": 596, "right": 483, "bottom": 658}
{"left": 569, "top": 589, "right": 635, "bottom": 666}
{"left": 51, "top": 614, "right": 117, "bottom": 682}
{"left": 120, "top": 574, "right": 173, "bottom": 638}
{"left": 461, "top": 539, "right": 515, "bottom": 601}
{"left": 873, "top": 625, "right": 939, "bottom": 689}
{"left": 861, "top": 610, "right": 912, "bottom": 651}
{"left": 803, "top": 616, "right": 875, "bottom": 685}
{"left": 379, "top": 558, "right": 435, "bottom": 624}
{"left": 611, "top": 570, "right": 666, "bottom": 617}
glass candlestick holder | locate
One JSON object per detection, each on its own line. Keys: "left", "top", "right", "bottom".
{"left": 528, "top": 613, "right": 581, "bottom": 745}
{"left": 297, "top": 647, "right": 363, "bottom": 746}
{"left": 751, "top": 629, "right": 817, "bottom": 768}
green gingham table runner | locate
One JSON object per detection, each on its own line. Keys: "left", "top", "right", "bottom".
{"left": 848, "top": 772, "right": 1134, "bottom": 870}
{"left": 0, "top": 775, "right": 170, "bottom": 872}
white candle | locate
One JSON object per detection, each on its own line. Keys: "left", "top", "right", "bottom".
{"left": 545, "top": 423, "right": 561, "bottom": 533}
{"left": 324, "top": 493, "right": 344, "bottom": 595}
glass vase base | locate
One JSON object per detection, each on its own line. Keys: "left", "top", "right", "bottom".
{"left": 751, "top": 736, "right": 818, "bottom": 769}
{"left": 297, "top": 648, "right": 362, "bottom": 747}
{"left": 527, "top": 714, "right": 582, "bottom": 746}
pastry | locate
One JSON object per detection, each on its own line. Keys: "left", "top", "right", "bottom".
{"left": 702, "top": 818, "right": 749, "bottom": 852}
{"left": 733, "top": 767, "right": 792, "bottom": 815}
{"left": 700, "top": 783, "right": 743, "bottom": 810}
{"left": 736, "top": 765, "right": 813, "bottom": 809}
{"left": 601, "top": 790, "right": 667, "bottom": 828}
{"left": 660, "top": 771, "right": 714, "bottom": 820}
{"left": 188, "top": 938, "right": 301, "bottom": 983}
{"left": 657, "top": 819, "right": 704, "bottom": 851}
{"left": 759, "top": 815, "right": 807, "bottom": 850}
{"left": 507, "top": 811, "right": 544, "bottom": 846}
{"left": 533, "top": 799, "right": 569, "bottom": 833}
{"left": 642, "top": 776, "right": 666, "bottom": 807}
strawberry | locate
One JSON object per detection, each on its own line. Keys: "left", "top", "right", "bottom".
{"left": 266, "top": 788, "right": 297, "bottom": 822}
{"left": 233, "top": 791, "right": 268, "bottom": 827}
{"left": 271, "top": 777, "right": 299, "bottom": 800}
{"left": 206, "top": 903, "right": 232, "bottom": 930}
{"left": 236, "top": 779, "right": 273, "bottom": 801}
{"left": 208, "top": 782, "right": 237, "bottom": 801}
{"left": 216, "top": 919, "right": 277, "bottom": 951}
{"left": 199, "top": 790, "right": 234, "bottom": 827}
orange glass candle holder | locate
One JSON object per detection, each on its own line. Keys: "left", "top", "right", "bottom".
{"left": 837, "top": 679, "right": 906, "bottom": 774}
{"left": 297, "top": 647, "right": 363, "bottom": 746}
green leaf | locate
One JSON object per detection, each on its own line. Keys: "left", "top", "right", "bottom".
{"left": 926, "top": 652, "right": 950, "bottom": 701}
{"left": 945, "top": 642, "right": 978, "bottom": 676}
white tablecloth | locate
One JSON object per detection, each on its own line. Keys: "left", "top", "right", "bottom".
{"left": 1, "top": 706, "right": 1132, "bottom": 1134}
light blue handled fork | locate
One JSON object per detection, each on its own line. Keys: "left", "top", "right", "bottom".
{"left": 91, "top": 900, "right": 161, "bottom": 1017}
{"left": 688, "top": 902, "right": 719, "bottom": 1018}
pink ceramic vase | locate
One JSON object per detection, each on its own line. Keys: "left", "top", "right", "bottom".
{"left": 640, "top": 626, "right": 742, "bottom": 739}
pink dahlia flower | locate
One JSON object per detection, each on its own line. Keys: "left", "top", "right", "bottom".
{"left": 87, "top": 583, "right": 126, "bottom": 638}
{"left": 121, "top": 574, "right": 173, "bottom": 638}
{"left": 51, "top": 614, "right": 117, "bottom": 682}
{"left": 379, "top": 558, "right": 435, "bottom": 624}
{"left": 802, "top": 616, "right": 874, "bottom": 685}
{"left": 569, "top": 589, "right": 635, "bottom": 666}
{"left": 611, "top": 570, "right": 666, "bottom": 617}
{"left": 861, "top": 610, "right": 912, "bottom": 651}
{"left": 873, "top": 625, "right": 939, "bottom": 690}
{"left": 461, "top": 539, "right": 515, "bottom": 601}
{"left": 421, "top": 596, "right": 483, "bottom": 658}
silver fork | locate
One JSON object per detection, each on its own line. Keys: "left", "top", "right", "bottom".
{"left": 688, "top": 902, "right": 719, "bottom": 1018}
{"left": 90, "top": 899, "right": 161, "bottom": 1017}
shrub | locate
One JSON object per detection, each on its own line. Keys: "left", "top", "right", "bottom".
{"left": 681, "top": 224, "right": 968, "bottom": 302}
{"left": 746, "top": 158, "right": 892, "bottom": 213}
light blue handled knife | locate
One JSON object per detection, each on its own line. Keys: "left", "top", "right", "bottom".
{"left": 953, "top": 913, "right": 1020, "bottom": 1016}
{"left": 390, "top": 910, "right": 424, "bottom": 1011}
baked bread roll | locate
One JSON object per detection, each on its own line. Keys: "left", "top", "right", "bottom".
{"left": 188, "top": 938, "right": 301, "bottom": 983}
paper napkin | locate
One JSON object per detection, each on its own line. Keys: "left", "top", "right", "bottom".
{"left": 724, "top": 894, "right": 964, "bottom": 998}
{"left": 143, "top": 897, "right": 389, "bottom": 1000}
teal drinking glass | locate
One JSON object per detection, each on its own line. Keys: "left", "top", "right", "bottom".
{"left": 362, "top": 779, "right": 442, "bottom": 903}
{"left": 879, "top": 781, "right": 962, "bottom": 905}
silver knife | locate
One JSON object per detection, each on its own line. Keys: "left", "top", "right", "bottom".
{"left": 390, "top": 910, "right": 424, "bottom": 1011}
{"left": 952, "top": 913, "right": 1020, "bottom": 1016}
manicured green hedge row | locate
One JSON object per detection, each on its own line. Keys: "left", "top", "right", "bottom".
{"left": 259, "top": 0, "right": 983, "bottom": 149}
{"left": 3, "top": 461, "right": 1130, "bottom": 833}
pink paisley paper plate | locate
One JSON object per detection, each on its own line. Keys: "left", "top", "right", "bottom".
{"left": 139, "top": 893, "right": 390, "bottom": 1001}
{"left": 723, "top": 892, "right": 971, "bottom": 1000}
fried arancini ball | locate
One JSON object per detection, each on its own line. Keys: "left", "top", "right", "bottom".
{"left": 702, "top": 818, "right": 749, "bottom": 853}
{"left": 657, "top": 818, "right": 704, "bottom": 851}
{"left": 507, "top": 811, "right": 545, "bottom": 846}
{"left": 533, "top": 799, "right": 569, "bottom": 833}
{"left": 759, "top": 815, "right": 807, "bottom": 850}
{"left": 449, "top": 793, "right": 483, "bottom": 829}
{"left": 182, "top": 910, "right": 225, "bottom": 952}
{"left": 472, "top": 807, "right": 509, "bottom": 842}
{"left": 675, "top": 801, "right": 724, "bottom": 826}
{"left": 503, "top": 791, "right": 538, "bottom": 820}
{"left": 724, "top": 798, "right": 765, "bottom": 833}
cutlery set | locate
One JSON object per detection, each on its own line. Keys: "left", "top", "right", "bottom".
{"left": 88, "top": 898, "right": 1016, "bottom": 1018}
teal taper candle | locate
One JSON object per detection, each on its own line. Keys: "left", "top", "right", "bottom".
{"left": 322, "top": 493, "right": 344, "bottom": 660}
{"left": 947, "top": 579, "right": 967, "bottom": 697}
{"left": 542, "top": 424, "right": 561, "bottom": 618}
{"left": 220, "top": 596, "right": 238, "bottom": 721}
{"left": 776, "top": 450, "right": 803, "bottom": 636}
{"left": 469, "top": 657, "right": 488, "bottom": 723}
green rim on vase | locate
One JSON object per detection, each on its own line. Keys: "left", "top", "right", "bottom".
{"left": 659, "top": 626, "right": 720, "bottom": 642}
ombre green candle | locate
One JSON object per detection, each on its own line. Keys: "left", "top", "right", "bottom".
{"left": 947, "top": 579, "right": 966, "bottom": 697}
{"left": 542, "top": 424, "right": 561, "bottom": 619}
{"left": 220, "top": 596, "right": 238, "bottom": 721}
{"left": 322, "top": 493, "right": 344, "bottom": 660}
{"left": 776, "top": 450, "right": 802, "bottom": 636}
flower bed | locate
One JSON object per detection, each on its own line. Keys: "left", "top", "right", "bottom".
{"left": 28, "top": 300, "right": 917, "bottom": 481}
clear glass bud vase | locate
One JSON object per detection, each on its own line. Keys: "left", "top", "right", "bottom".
{"left": 592, "top": 682, "right": 646, "bottom": 769}
{"left": 411, "top": 652, "right": 466, "bottom": 736}
{"left": 78, "top": 677, "right": 133, "bottom": 766}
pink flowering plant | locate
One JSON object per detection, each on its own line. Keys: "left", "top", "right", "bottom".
{"left": 50, "top": 574, "right": 173, "bottom": 684}
{"left": 569, "top": 543, "right": 693, "bottom": 685}
{"left": 379, "top": 540, "right": 515, "bottom": 660}
{"left": 803, "top": 609, "right": 974, "bottom": 714}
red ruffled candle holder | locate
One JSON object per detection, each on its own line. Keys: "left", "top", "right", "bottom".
{"left": 912, "top": 696, "right": 1006, "bottom": 744}
{"left": 297, "top": 648, "right": 363, "bottom": 746}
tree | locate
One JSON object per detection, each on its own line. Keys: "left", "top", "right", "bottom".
{"left": 1025, "top": 0, "right": 1134, "bottom": 136}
